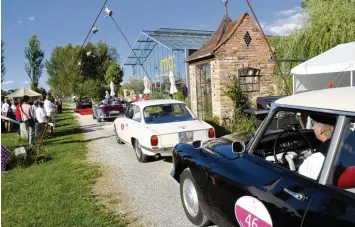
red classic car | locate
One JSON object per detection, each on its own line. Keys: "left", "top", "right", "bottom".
{"left": 92, "top": 101, "right": 125, "bottom": 122}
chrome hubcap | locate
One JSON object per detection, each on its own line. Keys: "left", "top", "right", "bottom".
{"left": 182, "top": 178, "right": 199, "bottom": 217}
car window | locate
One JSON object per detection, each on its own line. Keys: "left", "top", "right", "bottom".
{"left": 143, "top": 103, "right": 194, "bottom": 124}
{"left": 251, "top": 108, "right": 337, "bottom": 181}
{"left": 132, "top": 106, "right": 141, "bottom": 122}
{"left": 125, "top": 105, "right": 134, "bottom": 119}
{"left": 329, "top": 119, "right": 355, "bottom": 194}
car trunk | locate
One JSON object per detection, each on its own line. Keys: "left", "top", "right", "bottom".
{"left": 102, "top": 105, "right": 123, "bottom": 116}
{"left": 146, "top": 120, "right": 212, "bottom": 147}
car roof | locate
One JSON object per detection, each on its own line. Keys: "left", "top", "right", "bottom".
{"left": 275, "top": 87, "right": 355, "bottom": 113}
{"left": 131, "top": 99, "right": 184, "bottom": 108}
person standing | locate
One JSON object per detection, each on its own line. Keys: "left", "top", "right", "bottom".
{"left": 1, "top": 99, "right": 12, "bottom": 132}
{"left": 20, "top": 95, "right": 35, "bottom": 147}
{"left": 105, "top": 91, "right": 110, "bottom": 104}
{"left": 44, "top": 96, "right": 54, "bottom": 119}
{"left": 15, "top": 100, "right": 22, "bottom": 137}
{"left": 57, "top": 97, "right": 62, "bottom": 114}
{"left": 31, "top": 100, "right": 39, "bottom": 122}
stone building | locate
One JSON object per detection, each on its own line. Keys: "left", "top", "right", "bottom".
{"left": 187, "top": 12, "right": 277, "bottom": 124}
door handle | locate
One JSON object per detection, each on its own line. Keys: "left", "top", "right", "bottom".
{"left": 283, "top": 188, "right": 308, "bottom": 201}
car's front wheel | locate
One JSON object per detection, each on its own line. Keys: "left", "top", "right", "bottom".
{"left": 114, "top": 125, "right": 124, "bottom": 144}
{"left": 180, "top": 169, "right": 210, "bottom": 227}
{"left": 134, "top": 140, "right": 149, "bottom": 163}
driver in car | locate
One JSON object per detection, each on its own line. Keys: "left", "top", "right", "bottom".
{"left": 298, "top": 121, "right": 334, "bottom": 180}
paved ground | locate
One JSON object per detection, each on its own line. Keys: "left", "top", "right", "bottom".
{"left": 76, "top": 113, "right": 198, "bottom": 227}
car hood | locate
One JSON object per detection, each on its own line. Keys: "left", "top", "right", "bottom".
{"left": 203, "top": 132, "right": 251, "bottom": 159}
{"left": 145, "top": 120, "right": 211, "bottom": 135}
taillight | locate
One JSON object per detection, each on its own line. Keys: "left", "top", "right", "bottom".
{"left": 151, "top": 135, "right": 158, "bottom": 146}
{"left": 208, "top": 128, "right": 215, "bottom": 138}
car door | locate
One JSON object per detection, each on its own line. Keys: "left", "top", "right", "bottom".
{"left": 207, "top": 109, "right": 320, "bottom": 227}
{"left": 207, "top": 153, "right": 318, "bottom": 227}
{"left": 119, "top": 104, "right": 134, "bottom": 144}
{"left": 121, "top": 104, "right": 142, "bottom": 146}
{"left": 302, "top": 117, "right": 355, "bottom": 227}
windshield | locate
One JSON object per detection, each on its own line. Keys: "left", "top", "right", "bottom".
{"left": 143, "top": 103, "right": 195, "bottom": 124}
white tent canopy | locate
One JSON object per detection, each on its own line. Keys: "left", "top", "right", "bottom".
{"left": 6, "top": 88, "right": 41, "bottom": 98}
{"left": 291, "top": 41, "right": 355, "bottom": 94}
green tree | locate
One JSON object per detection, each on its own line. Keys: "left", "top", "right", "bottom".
{"left": 46, "top": 42, "right": 119, "bottom": 97}
{"left": 121, "top": 76, "right": 144, "bottom": 94}
{"left": 104, "top": 62, "right": 123, "bottom": 86}
{"left": 272, "top": 0, "right": 355, "bottom": 94}
{"left": 24, "top": 35, "right": 44, "bottom": 91}
{"left": 1, "top": 41, "right": 6, "bottom": 82}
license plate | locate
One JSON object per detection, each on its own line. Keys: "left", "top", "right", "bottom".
{"left": 109, "top": 111, "right": 119, "bottom": 116}
{"left": 179, "top": 131, "right": 193, "bottom": 143}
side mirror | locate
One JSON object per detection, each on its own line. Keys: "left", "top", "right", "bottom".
{"left": 232, "top": 141, "right": 246, "bottom": 153}
{"left": 192, "top": 140, "right": 202, "bottom": 149}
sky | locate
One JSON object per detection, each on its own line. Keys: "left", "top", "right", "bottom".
{"left": 1, "top": 0, "right": 304, "bottom": 91}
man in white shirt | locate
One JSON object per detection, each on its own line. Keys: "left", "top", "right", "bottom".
{"left": 44, "top": 96, "right": 55, "bottom": 117}
{"left": 31, "top": 100, "right": 39, "bottom": 122}
{"left": 298, "top": 121, "right": 334, "bottom": 180}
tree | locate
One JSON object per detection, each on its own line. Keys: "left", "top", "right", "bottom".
{"left": 272, "top": 0, "right": 355, "bottom": 94}
{"left": 24, "top": 35, "right": 44, "bottom": 91}
{"left": 104, "top": 62, "right": 123, "bottom": 86}
{"left": 46, "top": 41, "right": 120, "bottom": 97}
{"left": 1, "top": 41, "right": 6, "bottom": 82}
{"left": 121, "top": 76, "right": 144, "bottom": 94}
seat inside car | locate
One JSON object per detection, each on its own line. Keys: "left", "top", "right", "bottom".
{"left": 337, "top": 166, "right": 355, "bottom": 189}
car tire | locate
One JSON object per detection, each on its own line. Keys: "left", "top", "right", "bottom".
{"left": 114, "top": 125, "right": 124, "bottom": 144}
{"left": 134, "top": 140, "right": 148, "bottom": 163}
{"left": 180, "top": 169, "right": 210, "bottom": 227}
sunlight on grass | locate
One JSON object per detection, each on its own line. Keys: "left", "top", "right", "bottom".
{"left": 1, "top": 109, "right": 127, "bottom": 227}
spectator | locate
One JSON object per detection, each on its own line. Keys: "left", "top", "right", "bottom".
{"left": 2, "top": 99, "right": 12, "bottom": 132}
{"left": 20, "top": 95, "right": 35, "bottom": 147}
{"left": 44, "top": 95, "right": 55, "bottom": 118}
{"left": 105, "top": 91, "right": 110, "bottom": 104}
{"left": 57, "top": 97, "right": 62, "bottom": 114}
{"left": 32, "top": 100, "right": 39, "bottom": 122}
{"left": 15, "top": 100, "right": 22, "bottom": 137}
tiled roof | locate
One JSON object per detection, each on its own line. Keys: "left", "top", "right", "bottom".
{"left": 187, "top": 13, "right": 248, "bottom": 62}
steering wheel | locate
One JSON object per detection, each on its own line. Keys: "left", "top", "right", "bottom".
{"left": 273, "top": 129, "right": 314, "bottom": 165}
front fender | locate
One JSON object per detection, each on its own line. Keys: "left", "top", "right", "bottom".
{"left": 170, "top": 143, "right": 223, "bottom": 183}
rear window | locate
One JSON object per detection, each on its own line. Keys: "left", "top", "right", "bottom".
{"left": 143, "top": 103, "right": 194, "bottom": 124}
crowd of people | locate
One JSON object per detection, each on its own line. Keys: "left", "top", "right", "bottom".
{"left": 1, "top": 95, "right": 63, "bottom": 146}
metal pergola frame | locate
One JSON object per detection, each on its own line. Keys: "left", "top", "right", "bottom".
{"left": 124, "top": 28, "right": 214, "bottom": 66}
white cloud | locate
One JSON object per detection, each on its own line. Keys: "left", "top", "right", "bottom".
{"left": 2, "top": 80, "right": 14, "bottom": 85}
{"left": 275, "top": 7, "right": 302, "bottom": 16}
{"left": 17, "top": 20, "right": 23, "bottom": 24}
{"left": 263, "top": 8, "right": 307, "bottom": 36}
{"left": 28, "top": 16, "right": 35, "bottom": 21}
{"left": 199, "top": 24, "right": 205, "bottom": 28}
{"left": 21, "top": 80, "right": 29, "bottom": 85}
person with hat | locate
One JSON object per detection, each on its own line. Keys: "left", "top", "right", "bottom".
{"left": 298, "top": 118, "right": 335, "bottom": 180}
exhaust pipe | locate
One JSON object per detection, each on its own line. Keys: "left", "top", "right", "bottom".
{"left": 154, "top": 153, "right": 161, "bottom": 159}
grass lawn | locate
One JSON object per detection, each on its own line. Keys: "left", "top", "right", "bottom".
{"left": 1, "top": 108, "right": 127, "bottom": 227}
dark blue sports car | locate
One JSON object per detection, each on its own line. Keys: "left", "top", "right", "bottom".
{"left": 170, "top": 87, "right": 355, "bottom": 227}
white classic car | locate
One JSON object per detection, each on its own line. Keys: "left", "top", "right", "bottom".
{"left": 113, "top": 99, "right": 215, "bottom": 162}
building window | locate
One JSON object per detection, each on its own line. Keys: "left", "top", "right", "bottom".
{"left": 243, "top": 31, "right": 252, "bottom": 47}
{"left": 238, "top": 67, "right": 261, "bottom": 92}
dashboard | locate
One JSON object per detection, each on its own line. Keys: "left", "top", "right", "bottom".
{"left": 254, "top": 129, "right": 322, "bottom": 170}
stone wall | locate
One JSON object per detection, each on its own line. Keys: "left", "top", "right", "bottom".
{"left": 213, "top": 14, "right": 276, "bottom": 123}
{"left": 188, "top": 14, "right": 276, "bottom": 124}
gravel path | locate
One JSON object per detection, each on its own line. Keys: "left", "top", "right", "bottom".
{"left": 76, "top": 113, "right": 199, "bottom": 227}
